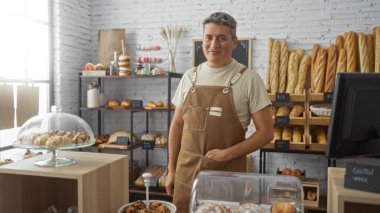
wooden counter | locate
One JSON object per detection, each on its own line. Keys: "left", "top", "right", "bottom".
{"left": 0, "top": 151, "right": 129, "bottom": 213}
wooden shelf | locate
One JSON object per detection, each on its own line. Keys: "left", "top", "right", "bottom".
{"left": 268, "top": 93, "right": 306, "bottom": 102}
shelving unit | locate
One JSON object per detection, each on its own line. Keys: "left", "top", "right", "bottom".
{"left": 78, "top": 72, "right": 182, "bottom": 201}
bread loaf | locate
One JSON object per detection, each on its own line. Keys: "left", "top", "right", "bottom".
{"left": 336, "top": 48, "right": 347, "bottom": 73}
{"left": 282, "top": 126, "right": 292, "bottom": 141}
{"left": 279, "top": 40, "right": 289, "bottom": 93}
{"left": 285, "top": 52, "right": 299, "bottom": 94}
{"left": 346, "top": 32, "right": 358, "bottom": 72}
{"left": 367, "top": 34, "right": 375, "bottom": 72}
{"left": 313, "top": 48, "right": 327, "bottom": 93}
{"left": 289, "top": 104, "right": 304, "bottom": 117}
{"left": 267, "top": 38, "right": 273, "bottom": 90}
{"left": 270, "top": 40, "right": 281, "bottom": 93}
{"left": 311, "top": 44, "right": 320, "bottom": 93}
{"left": 358, "top": 33, "right": 370, "bottom": 72}
{"left": 295, "top": 55, "right": 311, "bottom": 94}
{"left": 276, "top": 105, "right": 290, "bottom": 116}
{"left": 315, "top": 127, "right": 327, "bottom": 144}
{"left": 274, "top": 127, "right": 282, "bottom": 141}
{"left": 336, "top": 35, "right": 344, "bottom": 58}
{"left": 324, "top": 44, "right": 338, "bottom": 92}
{"left": 375, "top": 27, "right": 380, "bottom": 72}
{"left": 292, "top": 126, "right": 302, "bottom": 143}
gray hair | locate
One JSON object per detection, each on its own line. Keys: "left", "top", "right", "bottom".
{"left": 202, "top": 12, "right": 237, "bottom": 38}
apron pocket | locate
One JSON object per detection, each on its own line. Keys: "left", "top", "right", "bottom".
{"left": 186, "top": 105, "right": 208, "bottom": 131}
{"left": 200, "top": 155, "right": 228, "bottom": 171}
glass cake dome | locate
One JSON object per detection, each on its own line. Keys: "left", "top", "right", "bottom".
{"left": 13, "top": 106, "right": 95, "bottom": 167}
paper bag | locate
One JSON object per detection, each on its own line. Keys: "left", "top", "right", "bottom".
{"left": 0, "top": 85, "right": 15, "bottom": 130}
{"left": 98, "top": 29, "right": 126, "bottom": 67}
{"left": 17, "top": 85, "right": 39, "bottom": 127}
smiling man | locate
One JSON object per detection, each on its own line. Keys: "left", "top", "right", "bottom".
{"left": 166, "top": 12, "right": 274, "bottom": 212}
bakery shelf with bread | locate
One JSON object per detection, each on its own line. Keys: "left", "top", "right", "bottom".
{"left": 308, "top": 126, "right": 328, "bottom": 151}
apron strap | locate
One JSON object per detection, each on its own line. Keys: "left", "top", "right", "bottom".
{"left": 191, "top": 66, "right": 199, "bottom": 92}
{"left": 224, "top": 67, "right": 248, "bottom": 93}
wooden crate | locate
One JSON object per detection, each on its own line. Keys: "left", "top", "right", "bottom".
{"left": 302, "top": 178, "right": 319, "bottom": 207}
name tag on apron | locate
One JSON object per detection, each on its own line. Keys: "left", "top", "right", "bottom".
{"left": 209, "top": 107, "right": 222, "bottom": 117}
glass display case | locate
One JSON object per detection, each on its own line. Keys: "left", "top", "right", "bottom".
{"left": 190, "top": 170, "right": 303, "bottom": 213}
{"left": 13, "top": 106, "right": 95, "bottom": 167}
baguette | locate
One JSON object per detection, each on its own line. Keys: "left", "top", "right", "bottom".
{"left": 296, "top": 48, "right": 305, "bottom": 64}
{"left": 315, "top": 127, "right": 327, "bottom": 144}
{"left": 346, "top": 32, "right": 358, "bottom": 72}
{"left": 358, "top": 33, "right": 370, "bottom": 72}
{"left": 270, "top": 40, "right": 281, "bottom": 93}
{"left": 276, "top": 105, "right": 290, "bottom": 116}
{"left": 289, "top": 104, "right": 304, "bottom": 117}
{"left": 367, "top": 34, "right": 375, "bottom": 72}
{"left": 324, "top": 44, "right": 338, "bottom": 92}
{"left": 311, "top": 44, "right": 320, "bottom": 93}
{"left": 267, "top": 38, "right": 273, "bottom": 90}
{"left": 278, "top": 40, "right": 289, "bottom": 93}
{"left": 313, "top": 48, "right": 327, "bottom": 93}
{"left": 336, "top": 48, "right": 347, "bottom": 73}
{"left": 375, "top": 27, "right": 380, "bottom": 72}
{"left": 336, "top": 35, "right": 344, "bottom": 58}
{"left": 292, "top": 126, "right": 303, "bottom": 143}
{"left": 285, "top": 52, "right": 299, "bottom": 94}
{"left": 282, "top": 126, "right": 292, "bottom": 141}
{"left": 295, "top": 55, "right": 311, "bottom": 94}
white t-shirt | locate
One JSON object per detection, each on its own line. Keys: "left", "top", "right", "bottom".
{"left": 172, "top": 59, "right": 271, "bottom": 128}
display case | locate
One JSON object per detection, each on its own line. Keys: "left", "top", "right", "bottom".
{"left": 190, "top": 170, "right": 304, "bottom": 213}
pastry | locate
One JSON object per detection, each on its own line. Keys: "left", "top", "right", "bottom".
{"left": 278, "top": 40, "right": 288, "bottom": 93}
{"left": 270, "top": 40, "right": 280, "bottom": 93}
{"left": 285, "top": 52, "right": 299, "bottom": 94}
{"left": 292, "top": 126, "right": 302, "bottom": 143}
{"left": 234, "top": 203, "right": 264, "bottom": 213}
{"left": 358, "top": 33, "right": 370, "bottom": 72}
{"left": 195, "top": 203, "right": 231, "bottom": 213}
{"left": 292, "top": 168, "right": 302, "bottom": 176}
{"left": 155, "top": 134, "right": 168, "bottom": 146}
{"left": 366, "top": 34, "right": 375, "bottom": 72}
{"left": 94, "top": 63, "right": 105, "bottom": 70}
{"left": 107, "top": 99, "right": 120, "bottom": 107}
{"left": 313, "top": 48, "right": 327, "bottom": 93}
{"left": 307, "top": 190, "right": 317, "bottom": 201}
{"left": 84, "top": 63, "right": 94, "bottom": 71}
{"left": 289, "top": 105, "right": 304, "bottom": 117}
{"left": 107, "top": 131, "right": 138, "bottom": 145}
{"left": 311, "top": 44, "right": 320, "bottom": 93}
{"left": 95, "top": 134, "right": 110, "bottom": 144}
{"left": 32, "top": 131, "right": 88, "bottom": 147}
{"left": 121, "top": 100, "right": 131, "bottom": 107}
{"left": 141, "top": 132, "right": 160, "bottom": 141}
{"left": 282, "top": 168, "right": 292, "bottom": 175}
{"left": 336, "top": 48, "right": 347, "bottom": 73}
{"left": 324, "top": 44, "right": 338, "bottom": 92}
{"left": 156, "top": 100, "right": 164, "bottom": 107}
{"left": 294, "top": 55, "right": 310, "bottom": 94}
{"left": 271, "top": 202, "right": 296, "bottom": 213}
{"left": 267, "top": 38, "right": 273, "bottom": 91}
{"left": 146, "top": 101, "right": 156, "bottom": 108}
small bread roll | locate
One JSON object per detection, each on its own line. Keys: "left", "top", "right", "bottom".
{"left": 292, "top": 126, "right": 302, "bottom": 143}
{"left": 313, "top": 48, "right": 327, "bottom": 93}
{"left": 295, "top": 55, "right": 311, "bottom": 94}
{"left": 286, "top": 52, "right": 299, "bottom": 94}
{"left": 278, "top": 40, "right": 289, "bottom": 93}
{"left": 274, "top": 127, "right": 282, "bottom": 141}
{"left": 156, "top": 100, "right": 164, "bottom": 107}
{"left": 311, "top": 44, "right": 320, "bottom": 93}
{"left": 121, "top": 100, "right": 131, "bottom": 107}
{"left": 276, "top": 106, "right": 290, "bottom": 116}
{"left": 315, "top": 127, "right": 327, "bottom": 144}
{"left": 270, "top": 40, "right": 281, "bottom": 93}
{"left": 324, "top": 44, "right": 338, "bottom": 92}
{"left": 146, "top": 101, "right": 156, "bottom": 108}
{"left": 336, "top": 48, "right": 347, "bottom": 73}
{"left": 271, "top": 202, "right": 296, "bottom": 213}
{"left": 282, "top": 126, "right": 292, "bottom": 141}
{"left": 289, "top": 105, "right": 304, "bottom": 117}
{"left": 358, "top": 33, "right": 370, "bottom": 72}
{"left": 367, "top": 34, "right": 375, "bottom": 72}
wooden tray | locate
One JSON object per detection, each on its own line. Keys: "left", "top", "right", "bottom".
{"left": 98, "top": 143, "right": 134, "bottom": 150}
{"left": 105, "top": 105, "right": 128, "bottom": 109}
{"left": 144, "top": 106, "right": 175, "bottom": 110}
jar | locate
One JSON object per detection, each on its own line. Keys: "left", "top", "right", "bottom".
{"left": 87, "top": 82, "right": 100, "bottom": 108}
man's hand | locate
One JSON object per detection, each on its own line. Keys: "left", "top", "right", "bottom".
{"left": 165, "top": 171, "right": 175, "bottom": 197}
{"left": 205, "top": 149, "right": 229, "bottom": 162}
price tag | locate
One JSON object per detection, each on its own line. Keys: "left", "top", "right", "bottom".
{"left": 274, "top": 140, "right": 289, "bottom": 151}
{"left": 323, "top": 92, "right": 334, "bottom": 103}
{"left": 275, "top": 116, "right": 290, "bottom": 126}
{"left": 131, "top": 100, "right": 143, "bottom": 109}
{"left": 344, "top": 163, "right": 380, "bottom": 194}
{"left": 142, "top": 140, "right": 155, "bottom": 150}
{"left": 116, "top": 136, "right": 129, "bottom": 146}
{"left": 275, "top": 93, "right": 290, "bottom": 103}
{"left": 150, "top": 176, "right": 158, "bottom": 187}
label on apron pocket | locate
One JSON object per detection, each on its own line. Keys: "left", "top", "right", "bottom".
{"left": 209, "top": 111, "right": 222, "bottom": 117}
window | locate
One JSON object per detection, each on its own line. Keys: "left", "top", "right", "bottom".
{"left": 0, "top": 0, "right": 52, "bottom": 160}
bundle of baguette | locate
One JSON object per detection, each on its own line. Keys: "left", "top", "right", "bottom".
{"left": 274, "top": 126, "right": 303, "bottom": 143}
{"left": 272, "top": 104, "right": 304, "bottom": 117}
{"left": 267, "top": 38, "right": 310, "bottom": 95}
{"left": 310, "top": 26, "right": 380, "bottom": 93}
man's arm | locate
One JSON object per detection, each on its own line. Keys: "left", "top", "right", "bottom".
{"left": 205, "top": 105, "right": 273, "bottom": 162}
{"left": 165, "top": 107, "right": 184, "bottom": 196}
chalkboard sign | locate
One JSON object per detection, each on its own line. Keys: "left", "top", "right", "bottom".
{"left": 344, "top": 163, "right": 380, "bottom": 194}
{"left": 192, "top": 37, "right": 252, "bottom": 68}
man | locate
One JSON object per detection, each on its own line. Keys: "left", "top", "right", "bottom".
{"left": 165, "top": 12, "right": 274, "bottom": 212}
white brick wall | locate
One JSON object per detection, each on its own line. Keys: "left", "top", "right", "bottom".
{"left": 53, "top": 0, "right": 380, "bottom": 196}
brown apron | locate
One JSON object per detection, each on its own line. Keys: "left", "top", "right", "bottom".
{"left": 173, "top": 66, "right": 248, "bottom": 213}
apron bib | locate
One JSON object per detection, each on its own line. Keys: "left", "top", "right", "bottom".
{"left": 173, "top": 66, "right": 248, "bottom": 212}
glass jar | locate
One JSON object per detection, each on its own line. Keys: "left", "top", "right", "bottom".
{"left": 87, "top": 82, "right": 100, "bottom": 108}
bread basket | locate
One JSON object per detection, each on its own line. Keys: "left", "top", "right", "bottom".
{"left": 310, "top": 104, "right": 332, "bottom": 117}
